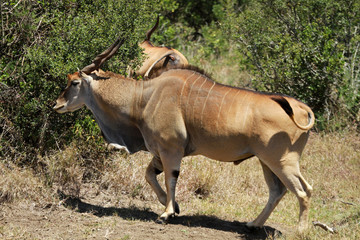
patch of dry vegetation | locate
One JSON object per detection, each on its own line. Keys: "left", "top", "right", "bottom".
{"left": 1, "top": 131, "right": 359, "bottom": 239}
{"left": 0, "top": 162, "right": 53, "bottom": 205}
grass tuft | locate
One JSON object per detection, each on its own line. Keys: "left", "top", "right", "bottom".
{"left": 0, "top": 162, "right": 52, "bottom": 205}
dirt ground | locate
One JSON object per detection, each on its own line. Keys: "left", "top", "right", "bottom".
{"left": 0, "top": 185, "right": 285, "bottom": 240}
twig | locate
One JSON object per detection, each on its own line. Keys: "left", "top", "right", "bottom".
{"left": 312, "top": 221, "right": 337, "bottom": 234}
{"left": 8, "top": 0, "right": 23, "bottom": 14}
{"left": 38, "top": 112, "right": 50, "bottom": 154}
{"left": 340, "top": 200, "right": 356, "bottom": 206}
{"left": 0, "top": 82, "right": 10, "bottom": 88}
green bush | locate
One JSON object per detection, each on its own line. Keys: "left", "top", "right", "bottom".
{"left": 0, "top": 0, "right": 161, "bottom": 163}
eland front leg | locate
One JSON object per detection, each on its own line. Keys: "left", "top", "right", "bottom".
{"left": 145, "top": 156, "right": 180, "bottom": 216}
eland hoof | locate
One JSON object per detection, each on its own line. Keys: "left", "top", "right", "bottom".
{"left": 175, "top": 202, "right": 180, "bottom": 214}
{"left": 155, "top": 217, "right": 168, "bottom": 225}
{"left": 244, "top": 222, "right": 262, "bottom": 233}
{"left": 156, "top": 212, "right": 175, "bottom": 224}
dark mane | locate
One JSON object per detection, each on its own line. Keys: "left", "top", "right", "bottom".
{"left": 92, "top": 70, "right": 130, "bottom": 81}
{"left": 150, "top": 64, "right": 213, "bottom": 80}
{"left": 177, "top": 65, "right": 212, "bottom": 78}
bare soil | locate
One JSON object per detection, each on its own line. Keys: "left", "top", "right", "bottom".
{"left": 0, "top": 185, "right": 284, "bottom": 240}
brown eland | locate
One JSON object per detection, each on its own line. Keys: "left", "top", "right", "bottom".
{"left": 54, "top": 37, "right": 314, "bottom": 233}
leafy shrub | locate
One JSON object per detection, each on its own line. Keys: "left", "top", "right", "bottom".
{"left": 0, "top": 0, "right": 161, "bottom": 163}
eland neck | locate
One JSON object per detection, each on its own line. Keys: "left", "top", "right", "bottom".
{"left": 86, "top": 75, "right": 141, "bottom": 124}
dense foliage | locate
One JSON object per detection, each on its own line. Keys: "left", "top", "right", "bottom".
{"left": 1, "top": 0, "right": 160, "bottom": 163}
{"left": 1, "top": 0, "right": 359, "bottom": 166}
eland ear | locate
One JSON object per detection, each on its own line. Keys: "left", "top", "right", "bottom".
{"left": 67, "top": 72, "right": 81, "bottom": 80}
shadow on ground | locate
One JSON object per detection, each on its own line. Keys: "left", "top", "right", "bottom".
{"left": 58, "top": 191, "right": 281, "bottom": 240}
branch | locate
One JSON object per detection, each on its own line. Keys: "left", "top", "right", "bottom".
{"left": 340, "top": 200, "right": 356, "bottom": 206}
{"left": 8, "top": 0, "right": 23, "bottom": 14}
{"left": 312, "top": 221, "right": 337, "bottom": 234}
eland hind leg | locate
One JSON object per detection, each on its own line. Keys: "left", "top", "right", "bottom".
{"left": 246, "top": 161, "right": 287, "bottom": 229}
{"left": 263, "top": 152, "right": 312, "bottom": 232}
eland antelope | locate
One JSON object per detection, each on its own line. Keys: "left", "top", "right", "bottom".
{"left": 54, "top": 36, "right": 314, "bottom": 232}
{"left": 128, "top": 16, "right": 189, "bottom": 79}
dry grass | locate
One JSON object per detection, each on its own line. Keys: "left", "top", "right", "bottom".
{"left": 0, "top": 162, "right": 53, "bottom": 205}
{"left": 1, "top": 131, "right": 359, "bottom": 239}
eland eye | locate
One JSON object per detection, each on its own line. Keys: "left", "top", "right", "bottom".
{"left": 71, "top": 81, "right": 80, "bottom": 86}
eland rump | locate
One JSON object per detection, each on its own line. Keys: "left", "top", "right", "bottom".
{"left": 54, "top": 37, "right": 314, "bottom": 232}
